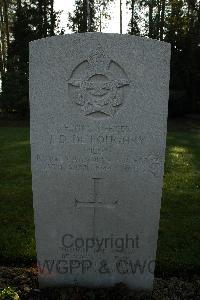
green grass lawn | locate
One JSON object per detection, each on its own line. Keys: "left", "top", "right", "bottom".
{"left": 0, "top": 122, "right": 200, "bottom": 274}
{"left": 157, "top": 126, "right": 200, "bottom": 274}
{"left": 0, "top": 127, "right": 35, "bottom": 264}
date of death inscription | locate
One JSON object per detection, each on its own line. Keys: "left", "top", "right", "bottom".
{"left": 33, "top": 123, "right": 162, "bottom": 176}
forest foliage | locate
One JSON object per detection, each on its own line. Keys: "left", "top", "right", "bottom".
{"left": 0, "top": 0, "right": 200, "bottom": 117}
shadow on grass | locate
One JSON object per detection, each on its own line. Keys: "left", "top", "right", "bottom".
{"left": 156, "top": 130, "right": 200, "bottom": 276}
{"left": 0, "top": 127, "right": 36, "bottom": 265}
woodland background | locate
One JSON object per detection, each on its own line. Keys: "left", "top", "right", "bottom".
{"left": 0, "top": 0, "right": 200, "bottom": 118}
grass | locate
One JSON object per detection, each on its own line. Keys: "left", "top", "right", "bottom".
{"left": 0, "top": 127, "right": 35, "bottom": 264}
{"left": 0, "top": 121, "right": 200, "bottom": 274}
{"left": 157, "top": 127, "right": 200, "bottom": 275}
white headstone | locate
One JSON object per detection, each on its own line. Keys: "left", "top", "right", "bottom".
{"left": 30, "top": 33, "right": 170, "bottom": 290}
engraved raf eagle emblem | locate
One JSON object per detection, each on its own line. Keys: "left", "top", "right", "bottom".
{"left": 68, "top": 45, "right": 130, "bottom": 117}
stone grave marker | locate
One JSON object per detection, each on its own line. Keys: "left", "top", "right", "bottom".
{"left": 30, "top": 33, "right": 170, "bottom": 290}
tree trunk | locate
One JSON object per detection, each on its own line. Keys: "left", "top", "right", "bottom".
{"left": 82, "top": 0, "right": 88, "bottom": 32}
{"left": 50, "top": 0, "right": 54, "bottom": 35}
{"left": 0, "top": 5, "right": 6, "bottom": 73}
{"left": 17, "top": 0, "right": 21, "bottom": 11}
{"left": 38, "top": 0, "right": 44, "bottom": 37}
{"left": 2, "top": 0, "right": 9, "bottom": 47}
{"left": 160, "top": 0, "right": 165, "bottom": 40}
{"left": 120, "top": 0, "right": 122, "bottom": 34}
{"left": 188, "top": 4, "right": 198, "bottom": 112}
{"left": 0, "top": 35, "right": 5, "bottom": 88}
{"left": 87, "top": 0, "right": 91, "bottom": 31}
{"left": 43, "top": 0, "right": 48, "bottom": 37}
{"left": 130, "top": 0, "right": 135, "bottom": 35}
{"left": 148, "top": 0, "right": 153, "bottom": 38}
{"left": 99, "top": 8, "right": 102, "bottom": 32}
{"left": 156, "top": 0, "right": 161, "bottom": 39}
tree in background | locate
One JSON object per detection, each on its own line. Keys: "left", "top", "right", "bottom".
{"left": 68, "top": 0, "right": 96, "bottom": 32}
{"left": 0, "top": 0, "right": 13, "bottom": 94}
{"left": 68, "top": 0, "right": 115, "bottom": 33}
{"left": 0, "top": 0, "right": 199, "bottom": 117}
{"left": 120, "top": 0, "right": 122, "bottom": 33}
{"left": 164, "top": 0, "right": 200, "bottom": 115}
{"left": 125, "top": 0, "right": 200, "bottom": 115}
{"left": 1, "top": 1, "right": 32, "bottom": 115}
{"left": 126, "top": 0, "right": 140, "bottom": 35}
{"left": 0, "top": 0, "right": 58, "bottom": 116}
{"left": 95, "top": 0, "right": 115, "bottom": 32}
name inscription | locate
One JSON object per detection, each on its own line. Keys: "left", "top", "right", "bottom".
{"left": 34, "top": 123, "right": 162, "bottom": 177}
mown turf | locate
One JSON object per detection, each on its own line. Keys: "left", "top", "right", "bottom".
{"left": 157, "top": 129, "right": 200, "bottom": 274}
{"left": 0, "top": 123, "right": 199, "bottom": 273}
{"left": 0, "top": 127, "right": 35, "bottom": 264}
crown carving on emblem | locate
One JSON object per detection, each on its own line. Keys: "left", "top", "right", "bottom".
{"left": 87, "top": 44, "right": 110, "bottom": 74}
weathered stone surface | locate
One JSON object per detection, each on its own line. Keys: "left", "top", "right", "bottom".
{"left": 29, "top": 33, "right": 170, "bottom": 289}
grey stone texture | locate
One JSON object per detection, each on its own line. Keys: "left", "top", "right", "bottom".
{"left": 29, "top": 33, "right": 171, "bottom": 290}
